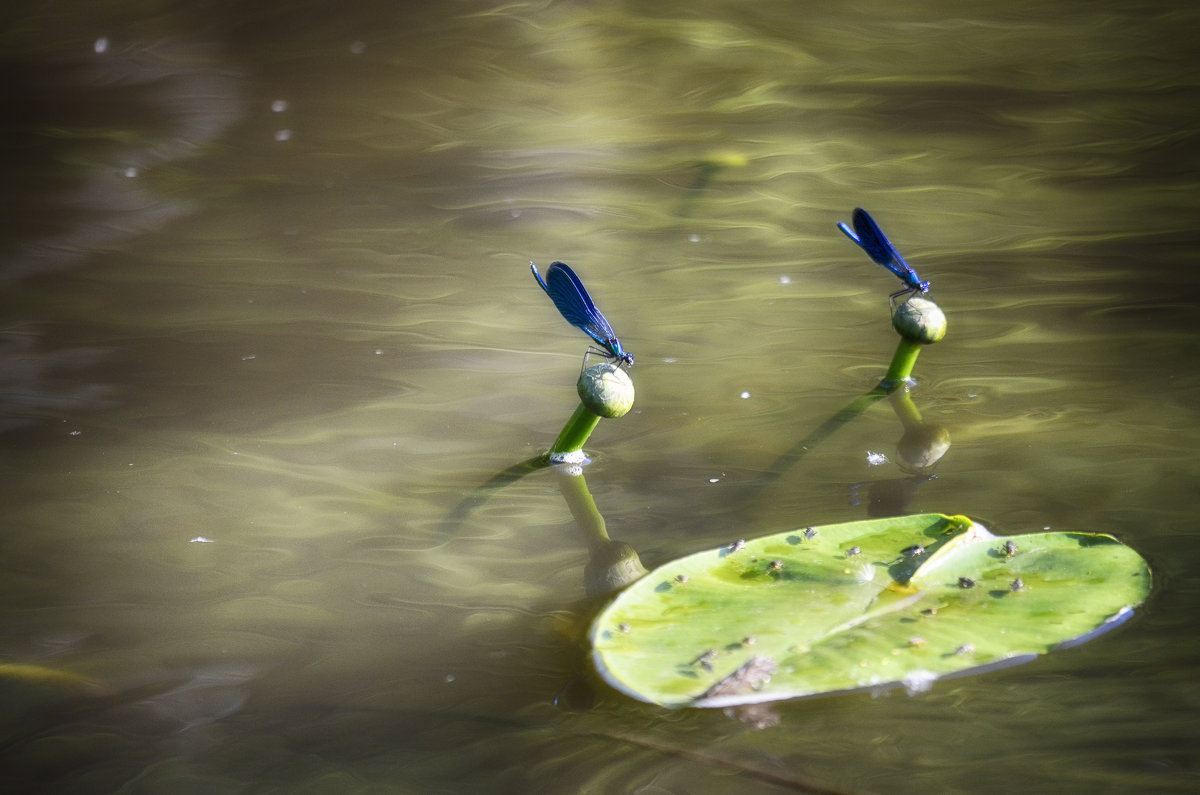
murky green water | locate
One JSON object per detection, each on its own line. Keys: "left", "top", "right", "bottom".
{"left": 2, "top": 0, "right": 1198, "bottom": 791}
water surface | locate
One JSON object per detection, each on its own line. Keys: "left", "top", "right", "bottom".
{"left": 2, "top": 1, "right": 1199, "bottom": 791}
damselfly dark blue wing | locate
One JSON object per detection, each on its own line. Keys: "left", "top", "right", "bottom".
{"left": 531, "top": 261, "right": 634, "bottom": 367}
{"left": 838, "top": 208, "right": 929, "bottom": 298}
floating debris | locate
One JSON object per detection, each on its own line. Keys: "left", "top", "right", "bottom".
{"left": 901, "top": 669, "right": 939, "bottom": 695}
{"left": 850, "top": 561, "right": 876, "bottom": 584}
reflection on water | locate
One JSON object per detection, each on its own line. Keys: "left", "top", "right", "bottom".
{"left": 2, "top": 0, "right": 1199, "bottom": 791}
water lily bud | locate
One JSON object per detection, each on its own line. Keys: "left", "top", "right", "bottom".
{"left": 892, "top": 296, "right": 947, "bottom": 344}
{"left": 578, "top": 363, "right": 635, "bottom": 418}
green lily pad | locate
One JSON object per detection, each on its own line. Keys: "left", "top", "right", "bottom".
{"left": 589, "top": 514, "right": 1150, "bottom": 708}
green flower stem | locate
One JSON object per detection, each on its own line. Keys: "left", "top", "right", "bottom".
{"left": 446, "top": 363, "right": 635, "bottom": 526}
{"left": 757, "top": 296, "right": 948, "bottom": 484}
{"left": 549, "top": 403, "right": 602, "bottom": 457}
{"left": 880, "top": 337, "right": 922, "bottom": 389}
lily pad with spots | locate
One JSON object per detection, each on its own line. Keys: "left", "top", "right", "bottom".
{"left": 589, "top": 514, "right": 1150, "bottom": 708}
